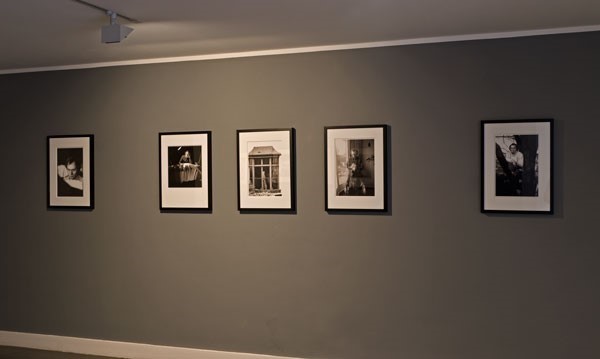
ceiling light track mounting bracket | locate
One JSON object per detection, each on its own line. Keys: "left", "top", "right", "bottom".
{"left": 72, "top": 0, "right": 141, "bottom": 23}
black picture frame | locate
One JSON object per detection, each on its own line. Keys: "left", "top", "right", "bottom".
{"left": 159, "top": 131, "right": 212, "bottom": 211}
{"left": 47, "top": 134, "right": 94, "bottom": 209}
{"left": 237, "top": 128, "right": 296, "bottom": 211}
{"left": 325, "top": 125, "right": 388, "bottom": 212}
{"left": 481, "top": 119, "right": 554, "bottom": 214}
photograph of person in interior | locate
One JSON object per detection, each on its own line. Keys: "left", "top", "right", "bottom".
{"left": 56, "top": 148, "right": 84, "bottom": 197}
{"left": 168, "top": 145, "right": 202, "bottom": 187}
{"left": 495, "top": 134, "right": 538, "bottom": 196}
{"left": 335, "top": 138, "right": 375, "bottom": 196}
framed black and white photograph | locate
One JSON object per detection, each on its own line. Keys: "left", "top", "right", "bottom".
{"left": 47, "top": 135, "right": 94, "bottom": 209}
{"left": 237, "top": 128, "right": 295, "bottom": 211}
{"left": 160, "top": 131, "right": 212, "bottom": 210}
{"left": 481, "top": 119, "right": 553, "bottom": 214}
{"left": 325, "top": 125, "right": 388, "bottom": 212}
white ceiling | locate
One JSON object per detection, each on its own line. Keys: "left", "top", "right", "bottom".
{"left": 1, "top": 0, "right": 600, "bottom": 73}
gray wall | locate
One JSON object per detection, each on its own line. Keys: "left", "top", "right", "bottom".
{"left": 1, "top": 32, "right": 599, "bottom": 359}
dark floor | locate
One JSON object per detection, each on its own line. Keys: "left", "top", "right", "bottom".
{"left": 0, "top": 347, "right": 122, "bottom": 359}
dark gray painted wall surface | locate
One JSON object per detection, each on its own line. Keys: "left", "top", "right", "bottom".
{"left": 1, "top": 32, "right": 599, "bottom": 359}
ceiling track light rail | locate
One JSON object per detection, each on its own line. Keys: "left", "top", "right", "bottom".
{"left": 72, "top": 0, "right": 141, "bottom": 23}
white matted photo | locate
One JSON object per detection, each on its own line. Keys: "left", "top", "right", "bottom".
{"left": 237, "top": 129, "right": 295, "bottom": 211}
{"left": 325, "top": 125, "right": 388, "bottom": 212}
{"left": 481, "top": 119, "right": 553, "bottom": 213}
{"left": 160, "top": 131, "right": 212, "bottom": 210}
{"left": 48, "top": 135, "right": 94, "bottom": 209}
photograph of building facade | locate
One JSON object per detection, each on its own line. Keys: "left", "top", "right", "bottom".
{"left": 248, "top": 146, "right": 281, "bottom": 196}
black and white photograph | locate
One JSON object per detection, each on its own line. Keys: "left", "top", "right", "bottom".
{"left": 237, "top": 129, "right": 295, "bottom": 210}
{"left": 334, "top": 139, "right": 376, "bottom": 196}
{"left": 167, "top": 145, "right": 202, "bottom": 188}
{"left": 48, "top": 135, "right": 94, "bottom": 208}
{"left": 57, "top": 147, "right": 84, "bottom": 197}
{"left": 325, "top": 125, "right": 388, "bottom": 211}
{"left": 482, "top": 119, "right": 553, "bottom": 213}
{"left": 160, "top": 131, "right": 211, "bottom": 210}
{"left": 494, "top": 134, "right": 538, "bottom": 197}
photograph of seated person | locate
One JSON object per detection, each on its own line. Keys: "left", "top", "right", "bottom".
{"left": 505, "top": 143, "right": 524, "bottom": 172}
{"left": 179, "top": 150, "right": 192, "bottom": 164}
{"left": 168, "top": 146, "right": 202, "bottom": 188}
{"left": 495, "top": 135, "right": 538, "bottom": 197}
{"left": 57, "top": 151, "right": 83, "bottom": 197}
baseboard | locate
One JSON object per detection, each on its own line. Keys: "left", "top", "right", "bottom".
{"left": 0, "top": 331, "right": 303, "bottom": 359}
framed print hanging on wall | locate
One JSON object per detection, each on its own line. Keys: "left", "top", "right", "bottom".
{"left": 237, "top": 128, "right": 296, "bottom": 211}
{"left": 481, "top": 119, "right": 553, "bottom": 214}
{"left": 159, "top": 131, "right": 212, "bottom": 210}
{"left": 47, "top": 134, "right": 94, "bottom": 209}
{"left": 325, "top": 125, "right": 388, "bottom": 212}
